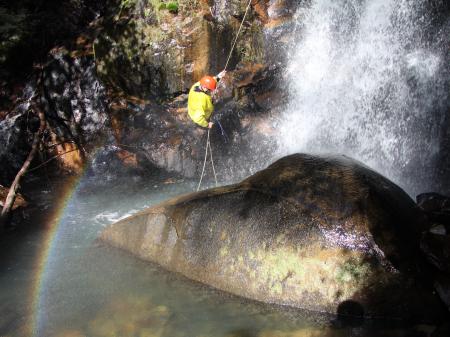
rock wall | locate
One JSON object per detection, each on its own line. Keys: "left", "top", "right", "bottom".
{"left": 0, "top": 40, "right": 110, "bottom": 184}
{"left": 42, "top": 47, "right": 110, "bottom": 172}
{"left": 0, "top": 114, "right": 35, "bottom": 185}
{"left": 93, "top": 0, "right": 294, "bottom": 98}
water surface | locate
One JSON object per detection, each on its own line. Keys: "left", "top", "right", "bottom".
{"left": 0, "top": 176, "right": 431, "bottom": 336}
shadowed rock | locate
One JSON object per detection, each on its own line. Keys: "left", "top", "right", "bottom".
{"left": 100, "top": 153, "right": 445, "bottom": 320}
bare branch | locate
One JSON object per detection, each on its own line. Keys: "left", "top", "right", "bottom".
{"left": 0, "top": 106, "right": 46, "bottom": 228}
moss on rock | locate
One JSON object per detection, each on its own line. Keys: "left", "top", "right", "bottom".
{"left": 100, "top": 153, "right": 446, "bottom": 320}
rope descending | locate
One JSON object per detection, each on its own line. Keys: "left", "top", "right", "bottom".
{"left": 197, "top": 129, "right": 218, "bottom": 191}
{"left": 224, "top": 0, "right": 253, "bottom": 71}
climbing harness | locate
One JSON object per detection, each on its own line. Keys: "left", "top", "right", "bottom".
{"left": 224, "top": 0, "right": 253, "bottom": 71}
{"left": 196, "top": 0, "right": 253, "bottom": 191}
{"left": 197, "top": 129, "right": 218, "bottom": 191}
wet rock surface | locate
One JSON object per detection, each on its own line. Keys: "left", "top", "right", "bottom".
{"left": 0, "top": 113, "right": 35, "bottom": 185}
{"left": 417, "top": 193, "right": 450, "bottom": 232}
{"left": 421, "top": 233, "right": 450, "bottom": 274}
{"left": 1, "top": 0, "right": 291, "bottom": 186}
{"left": 92, "top": 0, "right": 296, "bottom": 97}
{"left": 105, "top": 62, "right": 281, "bottom": 181}
{"left": 100, "top": 153, "right": 445, "bottom": 320}
{"left": 42, "top": 47, "right": 109, "bottom": 147}
{"left": 418, "top": 193, "right": 450, "bottom": 312}
{"left": 0, "top": 39, "right": 110, "bottom": 183}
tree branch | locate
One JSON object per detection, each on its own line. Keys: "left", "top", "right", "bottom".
{"left": 0, "top": 106, "right": 46, "bottom": 228}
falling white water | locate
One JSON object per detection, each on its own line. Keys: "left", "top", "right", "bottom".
{"left": 278, "top": 0, "right": 449, "bottom": 196}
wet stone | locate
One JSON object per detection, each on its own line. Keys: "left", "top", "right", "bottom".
{"left": 100, "top": 153, "right": 445, "bottom": 321}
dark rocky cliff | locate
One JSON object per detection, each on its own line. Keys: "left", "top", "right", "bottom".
{"left": 1, "top": 0, "right": 299, "bottom": 186}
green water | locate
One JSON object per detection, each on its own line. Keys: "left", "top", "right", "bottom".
{"left": 0, "top": 177, "right": 432, "bottom": 337}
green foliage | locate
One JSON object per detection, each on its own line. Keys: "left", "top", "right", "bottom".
{"left": 144, "top": 7, "right": 152, "bottom": 17}
{"left": 120, "top": 0, "right": 138, "bottom": 9}
{"left": 166, "top": 2, "right": 179, "bottom": 13}
{"left": 118, "top": 0, "right": 138, "bottom": 19}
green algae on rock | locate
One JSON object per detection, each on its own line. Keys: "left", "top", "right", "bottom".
{"left": 99, "top": 153, "right": 445, "bottom": 320}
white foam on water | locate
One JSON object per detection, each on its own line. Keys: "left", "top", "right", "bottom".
{"left": 94, "top": 209, "right": 140, "bottom": 226}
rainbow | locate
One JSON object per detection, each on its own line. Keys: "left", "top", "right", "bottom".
{"left": 27, "top": 175, "right": 82, "bottom": 336}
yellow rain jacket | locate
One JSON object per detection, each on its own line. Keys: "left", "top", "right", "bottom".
{"left": 187, "top": 80, "right": 216, "bottom": 128}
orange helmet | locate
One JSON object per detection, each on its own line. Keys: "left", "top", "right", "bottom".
{"left": 200, "top": 76, "right": 217, "bottom": 90}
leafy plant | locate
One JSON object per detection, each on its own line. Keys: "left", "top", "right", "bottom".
{"left": 144, "top": 7, "right": 152, "bottom": 17}
{"left": 117, "top": 0, "right": 138, "bottom": 20}
{"left": 166, "top": 2, "right": 179, "bottom": 13}
{"left": 120, "top": 0, "right": 138, "bottom": 9}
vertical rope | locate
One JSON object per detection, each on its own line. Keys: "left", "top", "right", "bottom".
{"left": 208, "top": 136, "right": 218, "bottom": 187}
{"left": 197, "top": 129, "right": 210, "bottom": 191}
{"left": 224, "top": 0, "right": 253, "bottom": 71}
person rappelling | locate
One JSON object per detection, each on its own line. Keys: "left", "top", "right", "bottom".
{"left": 187, "top": 70, "right": 227, "bottom": 129}
{"left": 189, "top": 0, "right": 252, "bottom": 191}
{"left": 188, "top": 70, "right": 226, "bottom": 191}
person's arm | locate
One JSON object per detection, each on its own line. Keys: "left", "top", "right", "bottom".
{"left": 191, "top": 108, "right": 209, "bottom": 127}
{"left": 195, "top": 111, "right": 209, "bottom": 128}
{"left": 215, "top": 70, "right": 227, "bottom": 82}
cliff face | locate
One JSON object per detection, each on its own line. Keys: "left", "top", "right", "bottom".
{"left": 1, "top": 0, "right": 300, "bottom": 185}
{"left": 94, "top": 0, "right": 296, "bottom": 98}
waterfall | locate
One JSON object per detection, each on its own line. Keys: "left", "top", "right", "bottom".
{"left": 278, "top": 0, "right": 450, "bottom": 196}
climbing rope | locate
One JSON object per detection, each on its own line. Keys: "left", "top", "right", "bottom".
{"left": 208, "top": 134, "right": 218, "bottom": 187}
{"left": 197, "top": 129, "right": 218, "bottom": 191}
{"left": 224, "top": 0, "right": 253, "bottom": 71}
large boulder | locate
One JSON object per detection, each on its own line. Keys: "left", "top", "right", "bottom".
{"left": 100, "top": 153, "right": 445, "bottom": 320}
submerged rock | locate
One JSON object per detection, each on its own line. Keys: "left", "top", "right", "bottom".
{"left": 86, "top": 295, "right": 170, "bottom": 337}
{"left": 100, "top": 153, "right": 445, "bottom": 320}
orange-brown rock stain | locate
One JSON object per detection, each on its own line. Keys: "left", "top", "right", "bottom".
{"left": 48, "top": 132, "right": 84, "bottom": 173}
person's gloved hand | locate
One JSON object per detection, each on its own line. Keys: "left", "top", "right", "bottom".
{"left": 217, "top": 70, "right": 227, "bottom": 79}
